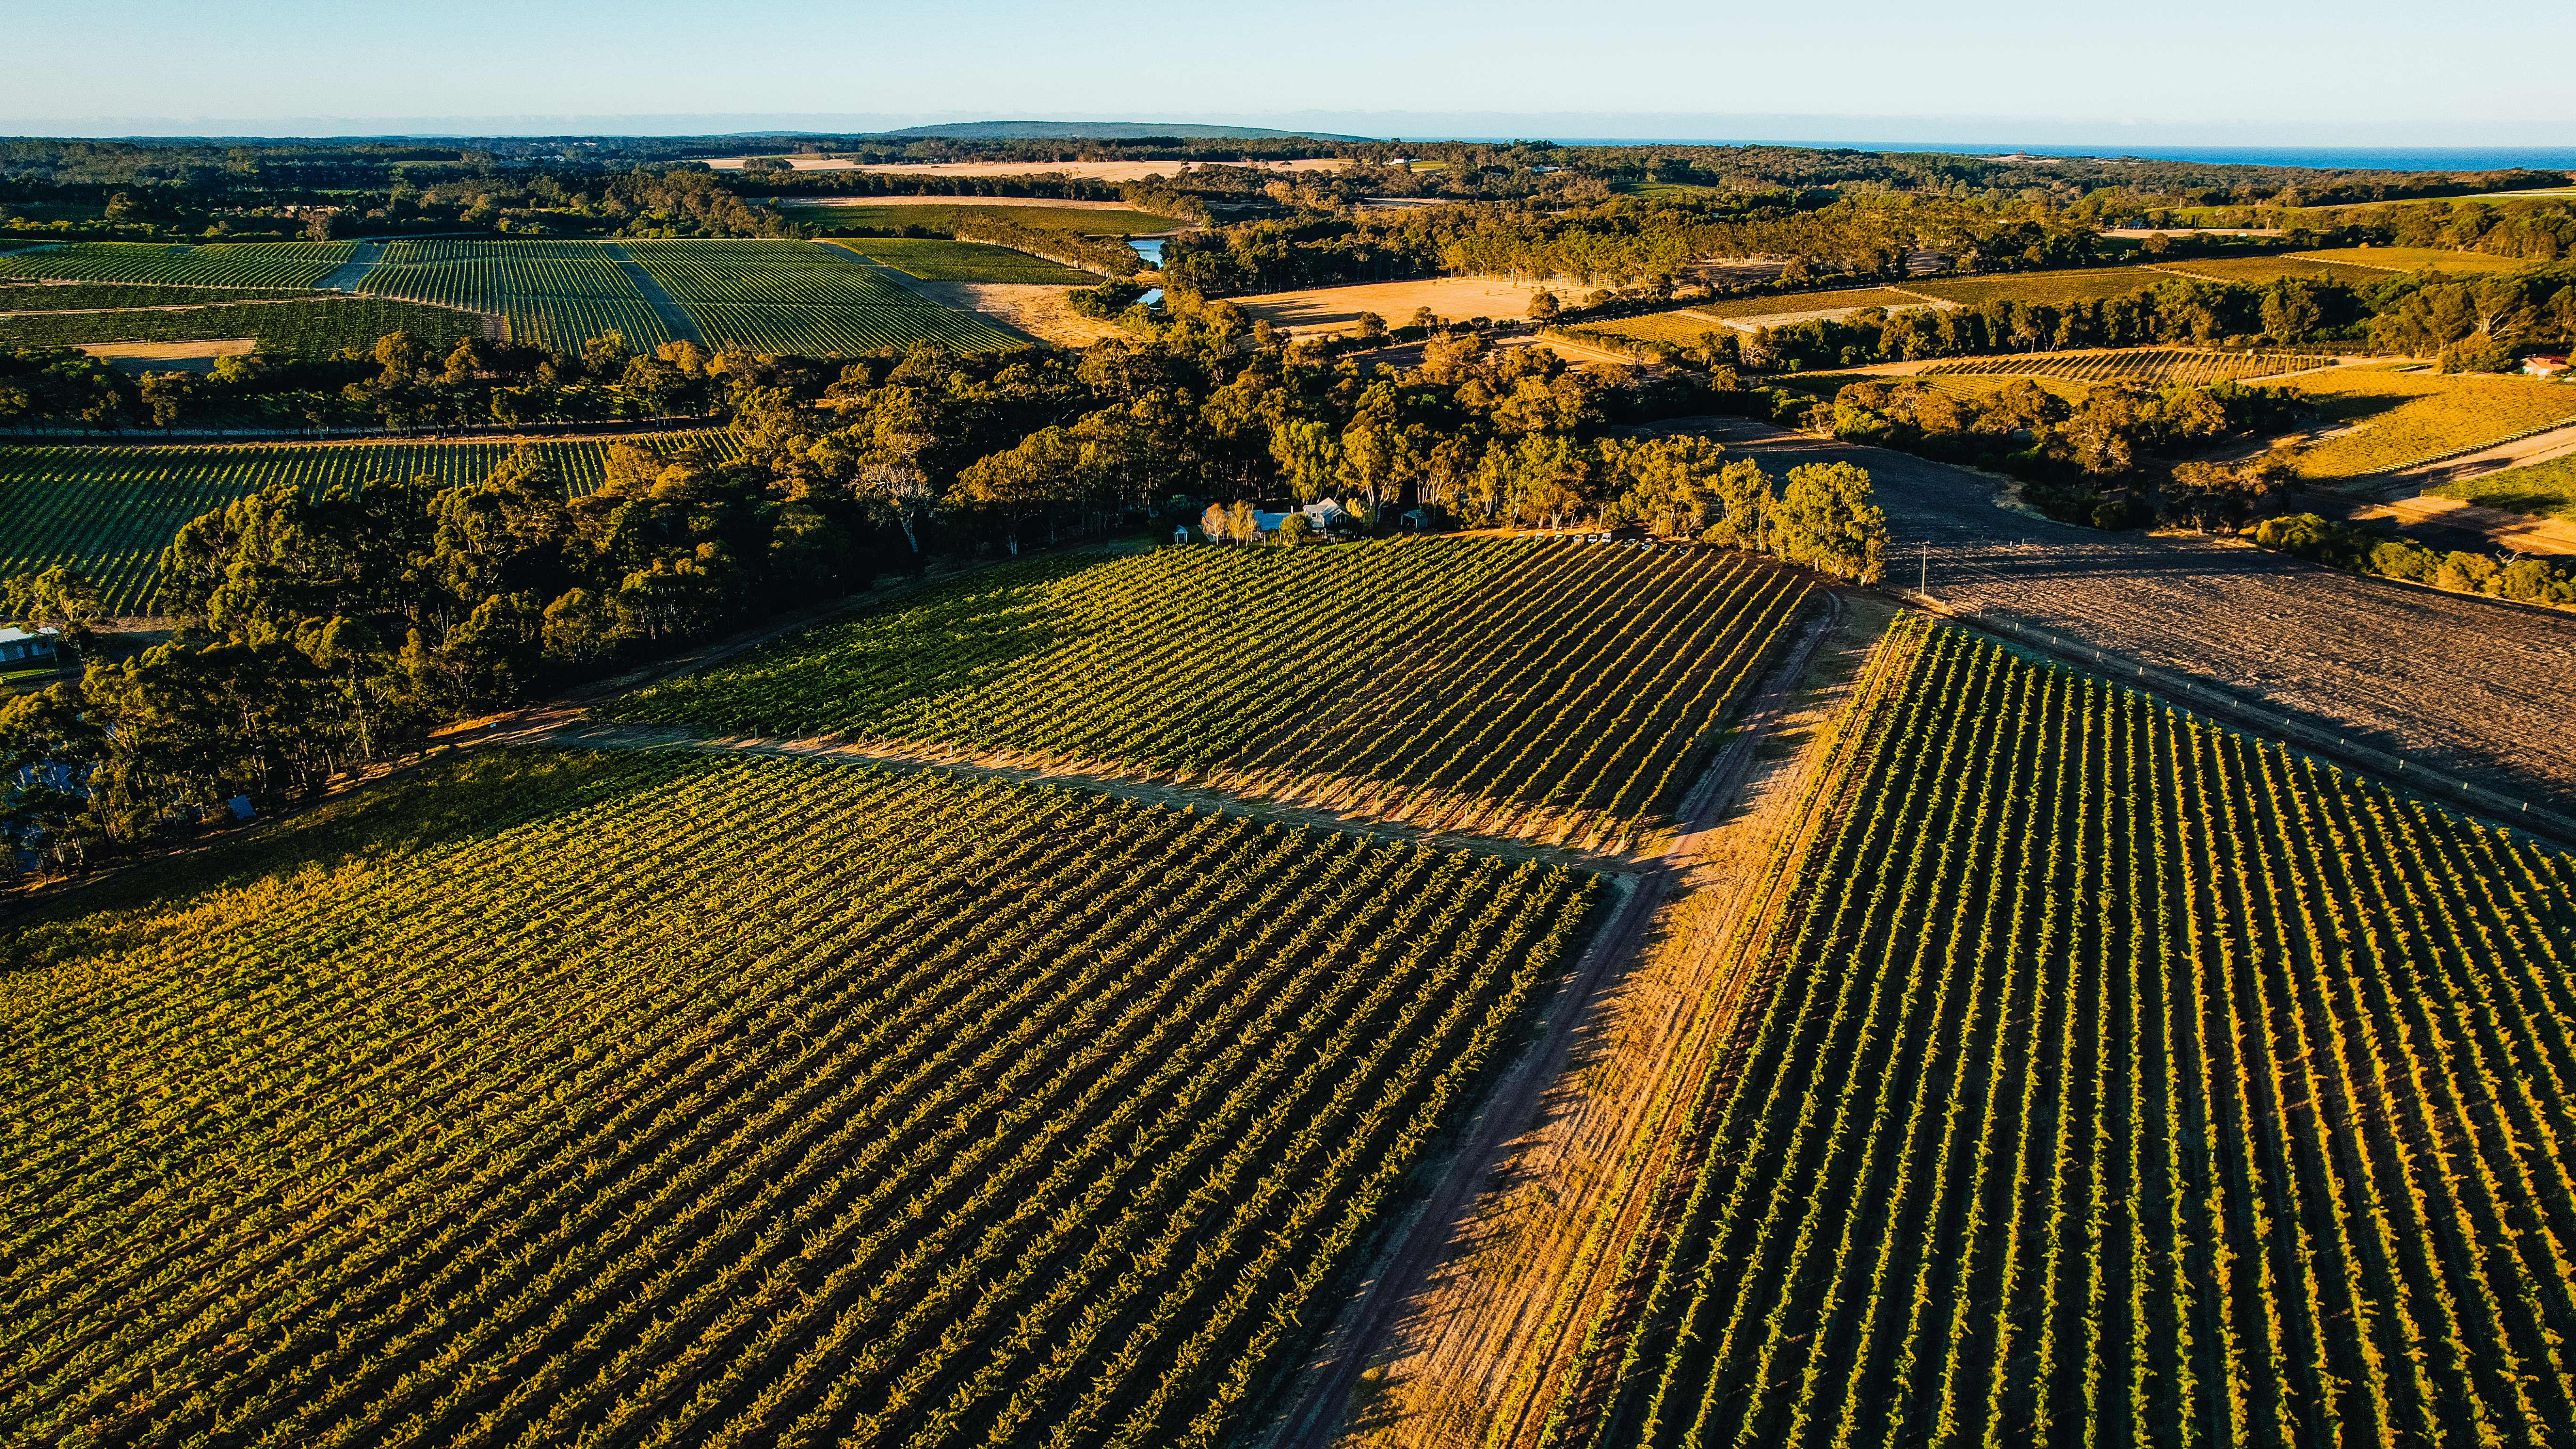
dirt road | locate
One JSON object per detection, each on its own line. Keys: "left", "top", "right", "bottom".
{"left": 1677, "top": 416, "right": 2576, "bottom": 811}
{"left": 1260, "top": 596, "right": 1849, "bottom": 1449}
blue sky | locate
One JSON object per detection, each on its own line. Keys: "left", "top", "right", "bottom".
{"left": 10, "top": 0, "right": 2570, "bottom": 141}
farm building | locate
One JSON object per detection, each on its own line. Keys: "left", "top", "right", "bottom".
{"left": 0, "top": 625, "right": 57, "bottom": 667}
{"left": 2527, "top": 354, "right": 2569, "bottom": 376}
{"left": 1249, "top": 499, "right": 1353, "bottom": 534}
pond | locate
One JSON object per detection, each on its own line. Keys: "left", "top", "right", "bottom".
{"left": 1128, "top": 236, "right": 1164, "bottom": 306}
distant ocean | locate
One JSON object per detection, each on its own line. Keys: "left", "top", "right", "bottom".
{"left": 1533, "top": 142, "right": 2576, "bottom": 174}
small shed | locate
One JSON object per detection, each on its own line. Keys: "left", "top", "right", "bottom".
{"left": 2527, "top": 355, "right": 2569, "bottom": 377}
{"left": 1174, "top": 525, "right": 1192, "bottom": 544}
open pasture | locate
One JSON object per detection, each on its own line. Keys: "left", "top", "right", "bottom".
{"left": 1920, "top": 347, "right": 2339, "bottom": 386}
{"left": 826, "top": 236, "right": 1096, "bottom": 283}
{"left": 2289, "top": 363, "right": 2576, "bottom": 480}
{"left": 613, "top": 537, "right": 1810, "bottom": 848}
{"left": 1902, "top": 266, "right": 2168, "bottom": 307}
{"left": 0, "top": 297, "right": 479, "bottom": 360}
{"left": 0, "top": 749, "right": 1599, "bottom": 1449}
{"left": 0, "top": 241, "right": 361, "bottom": 289}
{"left": 0, "top": 430, "right": 738, "bottom": 613}
{"left": 2290, "top": 246, "right": 2539, "bottom": 275}
{"left": 1585, "top": 620, "right": 2576, "bottom": 1449}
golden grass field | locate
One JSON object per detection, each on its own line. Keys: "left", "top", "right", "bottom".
{"left": 2288, "top": 363, "right": 2576, "bottom": 479}
{"left": 1227, "top": 275, "right": 1569, "bottom": 332}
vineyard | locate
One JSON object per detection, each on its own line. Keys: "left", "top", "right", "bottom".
{"left": 612, "top": 539, "right": 1811, "bottom": 847}
{"left": 0, "top": 749, "right": 1602, "bottom": 1448}
{"left": 0, "top": 297, "right": 480, "bottom": 358}
{"left": 352, "top": 238, "right": 1022, "bottom": 355}
{"left": 2141, "top": 255, "right": 2402, "bottom": 289}
{"left": 2289, "top": 364, "right": 2576, "bottom": 480}
{"left": 792, "top": 201, "right": 1178, "bottom": 235}
{"left": 1577, "top": 621, "right": 2576, "bottom": 1448}
{"left": 354, "top": 238, "right": 667, "bottom": 353}
{"left": 0, "top": 241, "right": 361, "bottom": 289}
{"left": 0, "top": 430, "right": 739, "bottom": 612}
{"left": 1902, "top": 266, "right": 2167, "bottom": 307}
{"left": 0, "top": 282, "right": 324, "bottom": 310}
{"left": 825, "top": 237, "right": 1095, "bottom": 284}
{"left": 1918, "top": 347, "right": 2339, "bottom": 386}
{"left": 2291, "top": 247, "right": 2537, "bottom": 275}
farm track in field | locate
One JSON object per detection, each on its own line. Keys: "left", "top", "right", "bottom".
{"left": 1668, "top": 416, "right": 2576, "bottom": 814}
{"left": 1261, "top": 593, "right": 1850, "bottom": 1449}
{"left": 598, "top": 242, "right": 706, "bottom": 345}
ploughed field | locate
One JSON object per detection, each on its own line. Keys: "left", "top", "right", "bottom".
{"left": 1585, "top": 622, "right": 2576, "bottom": 1447}
{"left": 1686, "top": 417, "right": 2576, "bottom": 813}
{"left": 0, "top": 749, "right": 1601, "bottom": 1449}
{"left": 612, "top": 538, "right": 1811, "bottom": 848}
{"left": 0, "top": 430, "right": 738, "bottom": 613}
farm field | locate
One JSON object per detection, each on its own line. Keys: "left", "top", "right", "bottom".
{"left": 1229, "top": 275, "right": 1578, "bottom": 333}
{"left": 0, "top": 240, "right": 360, "bottom": 289}
{"left": 612, "top": 539, "right": 1811, "bottom": 848}
{"left": 2141, "top": 255, "right": 2399, "bottom": 288}
{"left": 1919, "top": 347, "right": 2339, "bottom": 386}
{"left": 0, "top": 748, "right": 1602, "bottom": 1449}
{"left": 776, "top": 200, "right": 1180, "bottom": 233}
{"left": 0, "top": 282, "right": 325, "bottom": 310}
{"left": 2290, "top": 246, "right": 2539, "bottom": 275}
{"left": 623, "top": 240, "right": 1024, "bottom": 353}
{"left": 1902, "top": 265, "right": 2168, "bottom": 306}
{"left": 2427, "top": 449, "right": 2576, "bottom": 522}
{"left": 825, "top": 236, "right": 1096, "bottom": 283}
{"left": 1582, "top": 620, "right": 2576, "bottom": 1449}
{"left": 2289, "top": 364, "right": 2576, "bottom": 480}
{"left": 0, "top": 430, "right": 739, "bottom": 613}
{"left": 354, "top": 238, "right": 1022, "bottom": 355}
{"left": 0, "top": 297, "right": 480, "bottom": 359}
{"left": 355, "top": 237, "right": 667, "bottom": 352}
{"left": 1682, "top": 286, "right": 1928, "bottom": 321}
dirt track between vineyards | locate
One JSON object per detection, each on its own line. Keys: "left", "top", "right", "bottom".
{"left": 1666, "top": 416, "right": 2576, "bottom": 814}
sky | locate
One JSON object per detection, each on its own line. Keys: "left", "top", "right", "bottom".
{"left": 9, "top": 0, "right": 2571, "bottom": 142}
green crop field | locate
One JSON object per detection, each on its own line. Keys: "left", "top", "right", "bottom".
{"left": 2140, "top": 255, "right": 2399, "bottom": 289}
{"left": 2291, "top": 364, "right": 2576, "bottom": 480}
{"left": 623, "top": 240, "right": 1025, "bottom": 353}
{"left": 1903, "top": 266, "right": 2168, "bottom": 307}
{"left": 1582, "top": 620, "right": 2576, "bottom": 1448}
{"left": 827, "top": 237, "right": 1096, "bottom": 283}
{"left": 2427, "top": 449, "right": 2576, "bottom": 522}
{"left": 0, "top": 748, "right": 1599, "bottom": 1449}
{"left": 1920, "top": 347, "right": 2339, "bottom": 386}
{"left": 354, "top": 238, "right": 666, "bottom": 353}
{"left": 0, "top": 297, "right": 480, "bottom": 359}
{"left": 0, "top": 430, "right": 739, "bottom": 613}
{"left": 352, "top": 239, "right": 1022, "bottom": 356}
{"left": 2290, "top": 247, "right": 2539, "bottom": 275}
{"left": 614, "top": 538, "right": 1810, "bottom": 848}
{"left": 0, "top": 241, "right": 360, "bottom": 289}
{"left": 0, "top": 282, "right": 326, "bottom": 311}
{"left": 785, "top": 201, "right": 1178, "bottom": 234}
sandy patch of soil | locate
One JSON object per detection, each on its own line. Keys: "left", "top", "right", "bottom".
{"left": 773, "top": 194, "right": 1159, "bottom": 211}
{"left": 1230, "top": 277, "right": 1570, "bottom": 333}
{"left": 917, "top": 280, "right": 1127, "bottom": 347}
{"left": 80, "top": 339, "right": 256, "bottom": 372}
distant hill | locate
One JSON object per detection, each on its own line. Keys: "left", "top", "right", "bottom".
{"left": 879, "top": 121, "right": 1374, "bottom": 142}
